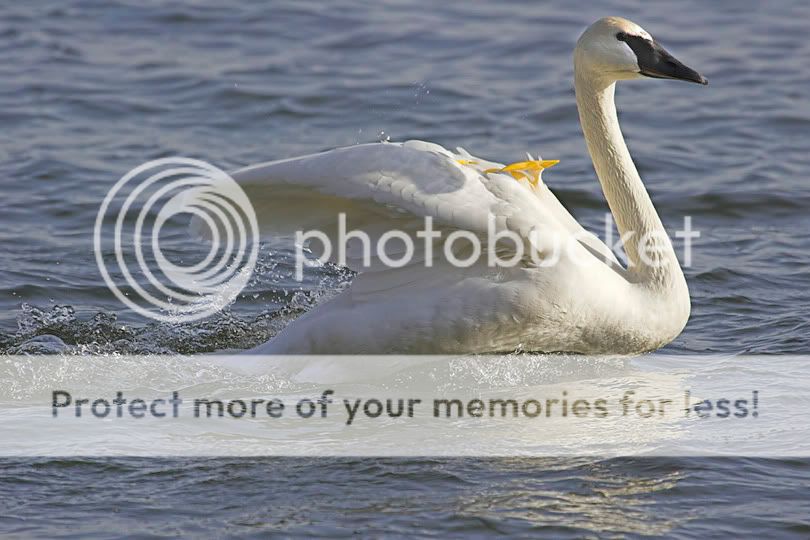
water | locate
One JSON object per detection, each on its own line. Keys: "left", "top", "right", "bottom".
{"left": 1, "top": 0, "right": 810, "bottom": 536}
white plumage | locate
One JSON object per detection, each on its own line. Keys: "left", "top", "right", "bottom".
{"left": 219, "top": 16, "right": 704, "bottom": 354}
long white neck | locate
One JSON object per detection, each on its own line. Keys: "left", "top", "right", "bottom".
{"left": 574, "top": 72, "right": 686, "bottom": 296}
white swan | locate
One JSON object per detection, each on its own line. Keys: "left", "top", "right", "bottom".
{"left": 234, "top": 17, "right": 707, "bottom": 354}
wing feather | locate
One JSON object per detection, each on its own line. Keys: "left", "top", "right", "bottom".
{"left": 191, "top": 140, "right": 620, "bottom": 271}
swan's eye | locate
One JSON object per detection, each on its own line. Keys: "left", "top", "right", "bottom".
{"left": 616, "top": 32, "right": 651, "bottom": 46}
{"left": 616, "top": 32, "right": 654, "bottom": 46}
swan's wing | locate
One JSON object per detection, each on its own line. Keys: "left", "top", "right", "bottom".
{"left": 193, "top": 139, "right": 619, "bottom": 270}
{"left": 232, "top": 140, "right": 517, "bottom": 232}
{"left": 211, "top": 141, "right": 581, "bottom": 271}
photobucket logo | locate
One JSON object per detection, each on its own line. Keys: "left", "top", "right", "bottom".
{"left": 294, "top": 213, "right": 700, "bottom": 281}
{"left": 94, "top": 158, "right": 259, "bottom": 322}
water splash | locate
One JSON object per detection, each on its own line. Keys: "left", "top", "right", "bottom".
{"left": 2, "top": 265, "right": 352, "bottom": 356}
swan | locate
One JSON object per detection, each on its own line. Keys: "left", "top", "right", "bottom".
{"left": 230, "top": 17, "right": 707, "bottom": 354}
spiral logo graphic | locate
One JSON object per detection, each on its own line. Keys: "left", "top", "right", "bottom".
{"left": 94, "top": 158, "right": 259, "bottom": 323}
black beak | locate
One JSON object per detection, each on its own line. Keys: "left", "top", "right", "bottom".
{"left": 617, "top": 32, "right": 708, "bottom": 85}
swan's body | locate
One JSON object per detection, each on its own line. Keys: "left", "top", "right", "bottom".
{"left": 232, "top": 17, "right": 706, "bottom": 354}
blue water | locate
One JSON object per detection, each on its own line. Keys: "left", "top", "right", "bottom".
{"left": 2, "top": 0, "right": 810, "bottom": 536}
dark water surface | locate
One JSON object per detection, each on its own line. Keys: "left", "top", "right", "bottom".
{"left": 2, "top": 0, "right": 810, "bottom": 537}
{"left": 1, "top": 458, "right": 809, "bottom": 538}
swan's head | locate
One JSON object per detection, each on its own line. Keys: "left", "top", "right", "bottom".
{"left": 575, "top": 17, "right": 707, "bottom": 86}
